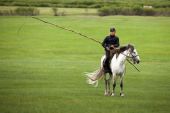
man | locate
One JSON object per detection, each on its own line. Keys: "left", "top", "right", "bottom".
{"left": 102, "top": 27, "right": 120, "bottom": 73}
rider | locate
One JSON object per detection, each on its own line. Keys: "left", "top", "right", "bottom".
{"left": 102, "top": 27, "right": 120, "bottom": 73}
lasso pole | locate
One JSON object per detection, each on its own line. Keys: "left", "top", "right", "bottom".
{"left": 32, "top": 17, "right": 102, "bottom": 45}
{"left": 32, "top": 17, "right": 140, "bottom": 72}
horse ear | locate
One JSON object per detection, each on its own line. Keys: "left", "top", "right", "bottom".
{"left": 127, "top": 43, "right": 132, "bottom": 47}
{"left": 127, "top": 44, "right": 134, "bottom": 51}
{"left": 127, "top": 44, "right": 130, "bottom": 48}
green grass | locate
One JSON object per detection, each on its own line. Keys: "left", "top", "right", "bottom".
{"left": 0, "top": 16, "right": 170, "bottom": 113}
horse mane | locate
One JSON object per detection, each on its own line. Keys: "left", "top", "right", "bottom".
{"left": 118, "top": 46, "right": 127, "bottom": 53}
{"left": 110, "top": 44, "right": 134, "bottom": 58}
{"left": 118, "top": 44, "right": 134, "bottom": 53}
{"left": 111, "top": 44, "right": 134, "bottom": 58}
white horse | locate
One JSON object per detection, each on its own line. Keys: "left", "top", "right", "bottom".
{"left": 86, "top": 44, "right": 140, "bottom": 96}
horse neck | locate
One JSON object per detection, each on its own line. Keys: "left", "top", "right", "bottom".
{"left": 116, "top": 50, "right": 129, "bottom": 65}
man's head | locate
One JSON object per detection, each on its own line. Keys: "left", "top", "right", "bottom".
{"left": 110, "top": 27, "right": 116, "bottom": 36}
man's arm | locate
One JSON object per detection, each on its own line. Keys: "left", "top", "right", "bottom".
{"left": 102, "top": 37, "right": 110, "bottom": 50}
{"left": 102, "top": 37, "right": 107, "bottom": 48}
{"left": 114, "top": 37, "right": 119, "bottom": 47}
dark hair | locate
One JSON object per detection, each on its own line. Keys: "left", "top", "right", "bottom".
{"left": 110, "top": 27, "right": 116, "bottom": 32}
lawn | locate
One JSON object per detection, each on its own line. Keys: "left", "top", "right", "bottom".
{"left": 0, "top": 16, "right": 170, "bottom": 113}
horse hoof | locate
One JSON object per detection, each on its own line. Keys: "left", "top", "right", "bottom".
{"left": 104, "top": 93, "right": 108, "bottom": 96}
{"left": 120, "top": 93, "right": 125, "bottom": 97}
{"left": 111, "top": 93, "right": 115, "bottom": 96}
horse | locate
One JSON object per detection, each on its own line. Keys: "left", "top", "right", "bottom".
{"left": 86, "top": 44, "right": 140, "bottom": 96}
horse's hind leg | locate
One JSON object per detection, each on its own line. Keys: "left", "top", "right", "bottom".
{"left": 104, "top": 74, "right": 108, "bottom": 96}
{"left": 104, "top": 73, "right": 111, "bottom": 96}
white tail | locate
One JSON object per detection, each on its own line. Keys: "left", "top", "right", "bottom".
{"left": 85, "top": 67, "right": 104, "bottom": 87}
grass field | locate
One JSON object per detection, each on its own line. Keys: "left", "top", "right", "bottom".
{"left": 0, "top": 16, "right": 170, "bottom": 113}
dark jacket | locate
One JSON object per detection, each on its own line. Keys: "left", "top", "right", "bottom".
{"left": 102, "top": 35, "right": 120, "bottom": 49}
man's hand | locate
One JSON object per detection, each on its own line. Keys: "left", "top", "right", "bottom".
{"left": 110, "top": 45, "right": 115, "bottom": 48}
{"left": 110, "top": 45, "right": 115, "bottom": 50}
{"left": 106, "top": 47, "right": 110, "bottom": 51}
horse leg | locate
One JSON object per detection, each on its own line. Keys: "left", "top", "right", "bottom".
{"left": 120, "top": 77, "right": 124, "bottom": 97}
{"left": 107, "top": 73, "right": 112, "bottom": 96}
{"left": 104, "top": 73, "right": 112, "bottom": 96}
{"left": 104, "top": 74, "right": 108, "bottom": 96}
{"left": 111, "top": 75, "right": 116, "bottom": 96}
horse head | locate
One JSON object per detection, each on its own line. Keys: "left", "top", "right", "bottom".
{"left": 127, "top": 44, "right": 140, "bottom": 64}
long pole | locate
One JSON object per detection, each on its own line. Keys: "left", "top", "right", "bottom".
{"left": 32, "top": 17, "right": 102, "bottom": 45}
{"left": 32, "top": 17, "right": 140, "bottom": 72}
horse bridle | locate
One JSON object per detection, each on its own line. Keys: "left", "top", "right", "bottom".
{"left": 121, "top": 51, "right": 140, "bottom": 72}
{"left": 121, "top": 52, "right": 139, "bottom": 59}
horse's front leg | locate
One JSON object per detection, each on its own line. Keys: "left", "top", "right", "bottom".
{"left": 111, "top": 74, "right": 116, "bottom": 96}
{"left": 107, "top": 73, "right": 112, "bottom": 95}
{"left": 120, "top": 76, "right": 125, "bottom": 97}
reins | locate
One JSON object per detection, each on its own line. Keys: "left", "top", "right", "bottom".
{"left": 121, "top": 53, "right": 139, "bottom": 58}
{"left": 120, "top": 53, "right": 140, "bottom": 72}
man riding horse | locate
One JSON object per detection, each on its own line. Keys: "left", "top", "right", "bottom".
{"left": 102, "top": 27, "right": 120, "bottom": 73}
{"left": 87, "top": 27, "right": 140, "bottom": 96}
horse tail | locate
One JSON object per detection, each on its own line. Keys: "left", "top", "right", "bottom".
{"left": 85, "top": 67, "right": 104, "bottom": 87}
